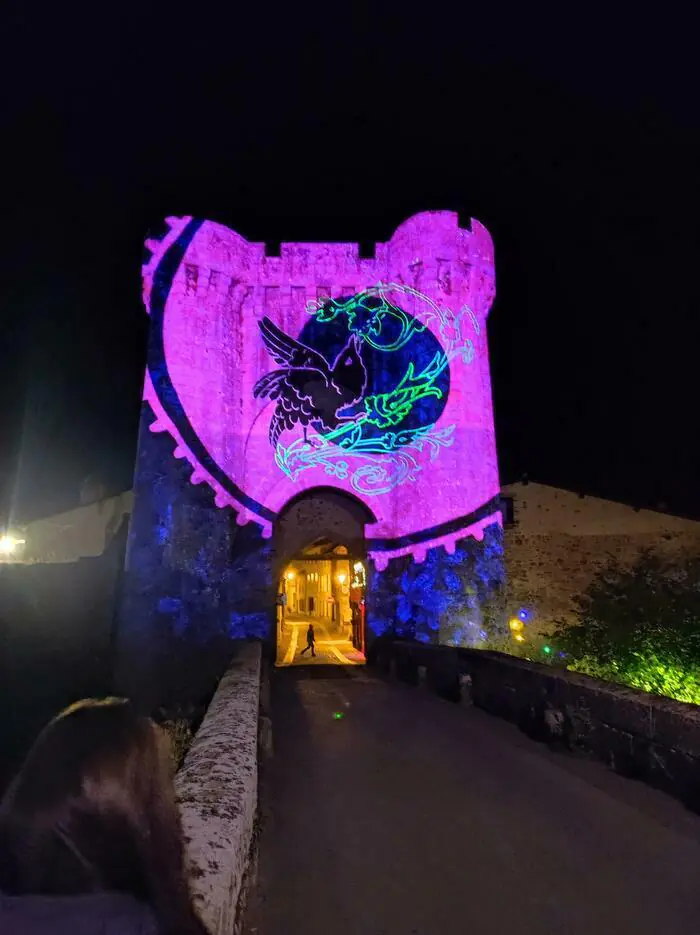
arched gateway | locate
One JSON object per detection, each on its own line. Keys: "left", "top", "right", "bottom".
{"left": 274, "top": 488, "right": 375, "bottom": 666}
{"left": 116, "top": 213, "right": 504, "bottom": 706}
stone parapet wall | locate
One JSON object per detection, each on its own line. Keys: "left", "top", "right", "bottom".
{"left": 176, "top": 642, "right": 261, "bottom": 934}
{"left": 370, "top": 638, "right": 700, "bottom": 810}
{"left": 462, "top": 649, "right": 700, "bottom": 808}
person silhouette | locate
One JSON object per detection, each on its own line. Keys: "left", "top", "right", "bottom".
{"left": 300, "top": 624, "right": 316, "bottom": 658}
{"left": 0, "top": 697, "right": 208, "bottom": 935}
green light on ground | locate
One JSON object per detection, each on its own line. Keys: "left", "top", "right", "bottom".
{"left": 543, "top": 645, "right": 552, "bottom": 655}
{"left": 332, "top": 712, "right": 344, "bottom": 720}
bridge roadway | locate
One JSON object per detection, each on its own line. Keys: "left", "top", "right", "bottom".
{"left": 244, "top": 666, "right": 700, "bottom": 935}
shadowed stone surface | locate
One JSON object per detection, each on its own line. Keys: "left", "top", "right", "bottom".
{"left": 177, "top": 643, "right": 260, "bottom": 935}
{"left": 246, "top": 667, "right": 700, "bottom": 935}
{"left": 457, "top": 648, "right": 700, "bottom": 806}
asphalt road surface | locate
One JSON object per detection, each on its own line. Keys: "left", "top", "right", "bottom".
{"left": 244, "top": 667, "right": 700, "bottom": 935}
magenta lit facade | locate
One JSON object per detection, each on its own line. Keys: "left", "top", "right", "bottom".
{"left": 141, "top": 212, "right": 501, "bottom": 567}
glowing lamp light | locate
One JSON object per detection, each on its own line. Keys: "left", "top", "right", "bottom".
{"left": 508, "top": 617, "right": 524, "bottom": 634}
{"left": 514, "top": 633, "right": 525, "bottom": 643}
{"left": 332, "top": 712, "right": 344, "bottom": 720}
{"left": 543, "top": 645, "right": 552, "bottom": 655}
{"left": 337, "top": 573, "right": 346, "bottom": 584}
{"left": 285, "top": 570, "right": 295, "bottom": 580}
{"left": 351, "top": 560, "right": 366, "bottom": 590}
{"left": 518, "top": 610, "right": 528, "bottom": 621}
{"left": 0, "top": 535, "right": 25, "bottom": 555}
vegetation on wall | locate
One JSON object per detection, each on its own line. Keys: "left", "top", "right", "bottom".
{"left": 162, "top": 719, "right": 195, "bottom": 772}
{"left": 157, "top": 699, "right": 211, "bottom": 772}
{"left": 550, "top": 551, "right": 700, "bottom": 705}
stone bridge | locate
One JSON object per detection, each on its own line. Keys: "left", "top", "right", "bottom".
{"left": 179, "top": 642, "right": 700, "bottom": 935}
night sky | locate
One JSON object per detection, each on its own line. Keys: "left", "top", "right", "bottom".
{"left": 1, "top": 4, "right": 698, "bottom": 523}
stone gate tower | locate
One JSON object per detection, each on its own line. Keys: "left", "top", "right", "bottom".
{"left": 116, "top": 212, "right": 503, "bottom": 708}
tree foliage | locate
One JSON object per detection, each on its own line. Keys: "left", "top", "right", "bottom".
{"left": 553, "top": 550, "right": 700, "bottom": 704}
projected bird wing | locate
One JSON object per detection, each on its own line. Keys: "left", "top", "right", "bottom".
{"left": 268, "top": 369, "right": 328, "bottom": 446}
{"left": 258, "top": 317, "right": 330, "bottom": 372}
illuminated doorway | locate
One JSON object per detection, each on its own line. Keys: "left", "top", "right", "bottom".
{"left": 273, "top": 487, "right": 374, "bottom": 667}
{"left": 276, "top": 541, "right": 367, "bottom": 667}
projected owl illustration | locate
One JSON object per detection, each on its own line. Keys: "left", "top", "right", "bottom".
{"left": 253, "top": 317, "right": 368, "bottom": 446}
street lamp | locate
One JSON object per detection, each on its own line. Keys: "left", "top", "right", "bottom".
{"left": 0, "top": 534, "right": 25, "bottom": 555}
{"left": 351, "top": 561, "right": 366, "bottom": 589}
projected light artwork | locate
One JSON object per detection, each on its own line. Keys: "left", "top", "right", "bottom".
{"left": 116, "top": 212, "right": 503, "bottom": 705}
{"left": 141, "top": 211, "right": 500, "bottom": 568}
{"left": 255, "top": 282, "right": 471, "bottom": 498}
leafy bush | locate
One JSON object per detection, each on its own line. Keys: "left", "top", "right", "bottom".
{"left": 161, "top": 718, "right": 195, "bottom": 772}
{"left": 552, "top": 551, "right": 700, "bottom": 704}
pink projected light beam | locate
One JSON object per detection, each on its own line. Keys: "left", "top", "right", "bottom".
{"left": 141, "top": 212, "right": 500, "bottom": 567}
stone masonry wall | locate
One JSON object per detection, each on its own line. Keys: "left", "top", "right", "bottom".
{"left": 114, "top": 407, "right": 274, "bottom": 712}
{"left": 177, "top": 642, "right": 261, "bottom": 934}
{"left": 503, "top": 482, "right": 700, "bottom": 635}
{"left": 367, "top": 520, "right": 505, "bottom": 646}
{"left": 371, "top": 640, "right": 700, "bottom": 811}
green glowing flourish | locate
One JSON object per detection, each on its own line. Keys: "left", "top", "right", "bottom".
{"left": 306, "top": 286, "right": 425, "bottom": 352}
{"left": 307, "top": 282, "right": 476, "bottom": 365}
{"left": 307, "top": 284, "right": 472, "bottom": 431}
{"left": 363, "top": 351, "right": 448, "bottom": 428}
{"left": 275, "top": 422, "right": 456, "bottom": 496}
{"left": 281, "top": 282, "right": 478, "bottom": 494}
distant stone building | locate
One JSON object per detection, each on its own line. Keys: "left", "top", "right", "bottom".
{"left": 502, "top": 482, "right": 700, "bottom": 636}
{"left": 79, "top": 475, "right": 107, "bottom": 507}
{"left": 282, "top": 556, "right": 353, "bottom": 625}
{"left": 0, "top": 492, "right": 133, "bottom": 565}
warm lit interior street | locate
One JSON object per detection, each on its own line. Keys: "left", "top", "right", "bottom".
{"left": 276, "top": 549, "right": 367, "bottom": 666}
{"left": 276, "top": 616, "right": 365, "bottom": 666}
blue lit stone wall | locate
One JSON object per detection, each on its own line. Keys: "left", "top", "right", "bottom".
{"left": 115, "top": 401, "right": 275, "bottom": 712}
{"left": 117, "top": 395, "right": 505, "bottom": 709}
{"left": 366, "top": 522, "right": 505, "bottom": 647}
